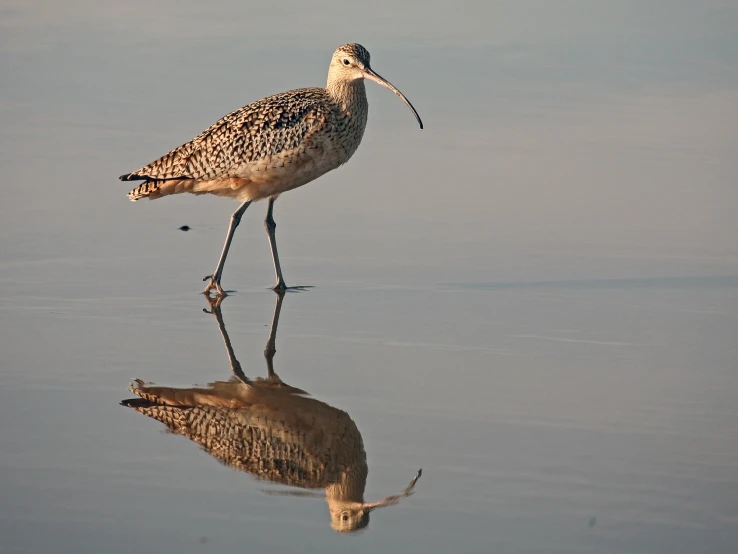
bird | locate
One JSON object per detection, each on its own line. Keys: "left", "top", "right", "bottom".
{"left": 120, "top": 43, "right": 423, "bottom": 297}
{"left": 121, "top": 292, "right": 422, "bottom": 532}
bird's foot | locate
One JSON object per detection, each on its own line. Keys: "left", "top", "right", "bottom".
{"left": 203, "top": 275, "right": 227, "bottom": 298}
{"left": 272, "top": 282, "right": 313, "bottom": 293}
{"left": 202, "top": 293, "right": 225, "bottom": 313}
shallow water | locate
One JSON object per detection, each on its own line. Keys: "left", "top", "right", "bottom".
{"left": 2, "top": 1, "right": 738, "bottom": 553}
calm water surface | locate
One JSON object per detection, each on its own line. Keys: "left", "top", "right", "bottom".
{"left": 2, "top": 1, "right": 738, "bottom": 553}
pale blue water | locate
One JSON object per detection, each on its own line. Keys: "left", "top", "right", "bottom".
{"left": 2, "top": 1, "right": 738, "bottom": 553}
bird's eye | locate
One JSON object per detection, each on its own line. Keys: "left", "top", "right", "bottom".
{"left": 342, "top": 59, "right": 351, "bottom": 66}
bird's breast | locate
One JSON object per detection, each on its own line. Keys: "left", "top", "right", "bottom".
{"left": 211, "top": 141, "right": 344, "bottom": 202}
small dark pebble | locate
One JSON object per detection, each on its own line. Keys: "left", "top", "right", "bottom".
{"left": 179, "top": 225, "right": 191, "bottom": 231}
{"left": 199, "top": 536, "right": 208, "bottom": 543}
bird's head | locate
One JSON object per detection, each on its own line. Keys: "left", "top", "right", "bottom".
{"left": 330, "top": 43, "right": 372, "bottom": 80}
{"left": 329, "top": 43, "right": 423, "bottom": 129}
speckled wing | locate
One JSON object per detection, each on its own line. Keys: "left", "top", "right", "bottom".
{"left": 119, "top": 88, "right": 332, "bottom": 183}
{"left": 121, "top": 379, "right": 363, "bottom": 488}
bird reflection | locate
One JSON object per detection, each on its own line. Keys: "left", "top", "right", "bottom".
{"left": 121, "top": 293, "right": 421, "bottom": 533}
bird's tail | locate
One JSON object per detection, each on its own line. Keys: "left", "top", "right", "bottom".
{"left": 126, "top": 180, "right": 164, "bottom": 201}
{"left": 121, "top": 398, "right": 190, "bottom": 431}
{"left": 130, "top": 179, "right": 201, "bottom": 201}
{"left": 122, "top": 378, "right": 201, "bottom": 406}
{"left": 120, "top": 173, "right": 197, "bottom": 201}
{"left": 121, "top": 379, "right": 194, "bottom": 429}
{"left": 121, "top": 380, "right": 242, "bottom": 439}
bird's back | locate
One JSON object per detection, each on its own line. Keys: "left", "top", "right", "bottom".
{"left": 121, "top": 379, "right": 366, "bottom": 489}
{"left": 121, "top": 86, "right": 366, "bottom": 202}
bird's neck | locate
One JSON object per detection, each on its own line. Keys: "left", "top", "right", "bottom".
{"left": 326, "top": 79, "right": 368, "bottom": 114}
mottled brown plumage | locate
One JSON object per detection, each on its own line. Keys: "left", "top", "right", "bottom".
{"left": 122, "top": 87, "right": 356, "bottom": 202}
{"left": 124, "top": 377, "right": 366, "bottom": 488}
{"left": 119, "top": 43, "right": 422, "bottom": 296}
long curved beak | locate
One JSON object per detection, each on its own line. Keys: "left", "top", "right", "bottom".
{"left": 362, "top": 468, "right": 423, "bottom": 512}
{"left": 362, "top": 67, "right": 423, "bottom": 130}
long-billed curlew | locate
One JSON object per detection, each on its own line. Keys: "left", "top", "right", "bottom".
{"left": 121, "top": 293, "right": 422, "bottom": 532}
{"left": 120, "top": 43, "right": 422, "bottom": 296}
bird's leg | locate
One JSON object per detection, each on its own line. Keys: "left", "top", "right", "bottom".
{"left": 264, "top": 197, "right": 287, "bottom": 291}
{"left": 201, "top": 295, "right": 249, "bottom": 385}
{"left": 203, "top": 200, "right": 251, "bottom": 297}
{"left": 263, "top": 290, "right": 285, "bottom": 382}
